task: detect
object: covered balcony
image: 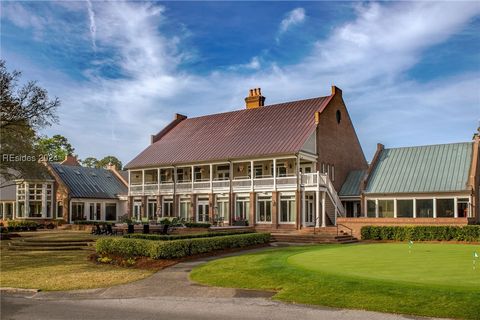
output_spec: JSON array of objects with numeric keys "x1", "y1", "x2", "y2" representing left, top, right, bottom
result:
[{"x1": 128, "y1": 157, "x2": 323, "y2": 196}]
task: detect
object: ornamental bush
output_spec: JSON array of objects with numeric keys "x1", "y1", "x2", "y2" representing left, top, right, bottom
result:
[
  {"x1": 123, "y1": 230, "x2": 254, "y2": 241},
  {"x1": 361, "y1": 225, "x2": 480, "y2": 242},
  {"x1": 96, "y1": 232, "x2": 270, "y2": 259},
  {"x1": 184, "y1": 222, "x2": 211, "y2": 228}
]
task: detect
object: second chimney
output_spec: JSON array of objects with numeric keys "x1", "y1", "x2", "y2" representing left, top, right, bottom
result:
[{"x1": 244, "y1": 88, "x2": 265, "y2": 109}]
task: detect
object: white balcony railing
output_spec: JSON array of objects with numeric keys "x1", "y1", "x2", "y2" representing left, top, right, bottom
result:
[{"x1": 129, "y1": 172, "x2": 328, "y2": 195}]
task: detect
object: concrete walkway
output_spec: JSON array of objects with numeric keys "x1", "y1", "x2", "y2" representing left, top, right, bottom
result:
[{"x1": 1, "y1": 247, "x2": 445, "y2": 320}]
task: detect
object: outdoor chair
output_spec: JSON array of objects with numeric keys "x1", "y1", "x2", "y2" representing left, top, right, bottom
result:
[
  {"x1": 143, "y1": 224, "x2": 150, "y2": 234},
  {"x1": 127, "y1": 224, "x2": 134, "y2": 234},
  {"x1": 106, "y1": 224, "x2": 114, "y2": 235},
  {"x1": 92, "y1": 224, "x2": 103, "y2": 235}
]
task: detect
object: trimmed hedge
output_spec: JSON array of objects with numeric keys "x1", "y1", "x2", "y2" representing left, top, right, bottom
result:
[
  {"x1": 361, "y1": 226, "x2": 480, "y2": 242},
  {"x1": 96, "y1": 232, "x2": 270, "y2": 259},
  {"x1": 124, "y1": 230, "x2": 254, "y2": 241},
  {"x1": 184, "y1": 222, "x2": 211, "y2": 228}
]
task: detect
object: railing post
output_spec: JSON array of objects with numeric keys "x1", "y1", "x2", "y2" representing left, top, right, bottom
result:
[
  {"x1": 191, "y1": 165, "x2": 194, "y2": 191},
  {"x1": 250, "y1": 160, "x2": 254, "y2": 191},
  {"x1": 209, "y1": 164, "x2": 213, "y2": 192},
  {"x1": 273, "y1": 158, "x2": 276, "y2": 191}
]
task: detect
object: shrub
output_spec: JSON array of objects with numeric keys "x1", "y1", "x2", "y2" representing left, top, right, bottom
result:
[
  {"x1": 184, "y1": 222, "x2": 211, "y2": 228},
  {"x1": 96, "y1": 232, "x2": 270, "y2": 259},
  {"x1": 361, "y1": 225, "x2": 480, "y2": 242},
  {"x1": 124, "y1": 230, "x2": 254, "y2": 241}
]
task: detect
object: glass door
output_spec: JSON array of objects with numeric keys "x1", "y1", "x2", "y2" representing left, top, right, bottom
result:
[
  {"x1": 133, "y1": 202, "x2": 142, "y2": 221},
  {"x1": 197, "y1": 201, "x2": 209, "y2": 222},
  {"x1": 305, "y1": 194, "x2": 315, "y2": 225}
]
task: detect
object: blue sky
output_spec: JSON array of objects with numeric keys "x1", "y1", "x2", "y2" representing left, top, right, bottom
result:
[{"x1": 1, "y1": 1, "x2": 479, "y2": 164}]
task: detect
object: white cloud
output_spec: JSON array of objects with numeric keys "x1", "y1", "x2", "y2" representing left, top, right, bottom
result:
[
  {"x1": 86, "y1": 0, "x2": 97, "y2": 51},
  {"x1": 279, "y1": 8, "x2": 306, "y2": 34},
  {"x1": 4, "y1": 1, "x2": 479, "y2": 163}
]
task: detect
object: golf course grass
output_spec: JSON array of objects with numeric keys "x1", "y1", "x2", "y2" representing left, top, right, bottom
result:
[{"x1": 190, "y1": 243, "x2": 480, "y2": 319}]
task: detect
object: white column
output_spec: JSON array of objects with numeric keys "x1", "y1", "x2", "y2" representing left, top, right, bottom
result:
[
  {"x1": 433, "y1": 198, "x2": 437, "y2": 218},
  {"x1": 25, "y1": 183, "x2": 29, "y2": 218},
  {"x1": 141, "y1": 169, "x2": 145, "y2": 194},
  {"x1": 321, "y1": 192, "x2": 326, "y2": 227},
  {"x1": 41, "y1": 184, "x2": 47, "y2": 218},
  {"x1": 2, "y1": 202, "x2": 6, "y2": 220},
  {"x1": 364, "y1": 198, "x2": 368, "y2": 218},
  {"x1": 412, "y1": 198, "x2": 416, "y2": 218},
  {"x1": 191, "y1": 165, "x2": 195, "y2": 189},
  {"x1": 375, "y1": 199, "x2": 379, "y2": 218},
  {"x1": 315, "y1": 190, "x2": 320, "y2": 227},
  {"x1": 273, "y1": 159, "x2": 277, "y2": 191},
  {"x1": 453, "y1": 197, "x2": 458, "y2": 218},
  {"x1": 128, "y1": 170, "x2": 131, "y2": 195},
  {"x1": 157, "y1": 168, "x2": 160, "y2": 193},
  {"x1": 250, "y1": 160, "x2": 254, "y2": 191},
  {"x1": 69, "y1": 200, "x2": 72, "y2": 224},
  {"x1": 301, "y1": 189, "x2": 306, "y2": 227},
  {"x1": 394, "y1": 199, "x2": 397, "y2": 218},
  {"x1": 209, "y1": 164, "x2": 213, "y2": 191}
]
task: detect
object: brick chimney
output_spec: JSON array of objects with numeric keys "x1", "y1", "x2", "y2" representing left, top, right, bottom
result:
[
  {"x1": 61, "y1": 154, "x2": 80, "y2": 166},
  {"x1": 244, "y1": 88, "x2": 265, "y2": 109}
]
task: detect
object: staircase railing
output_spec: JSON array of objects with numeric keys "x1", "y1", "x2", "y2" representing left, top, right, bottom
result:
[
  {"x1": 336, "y1": 223, "x2": 353, "y2": 236},
  {"x1": 318, "y1": 173, "x2": 345, "y2": 225}
]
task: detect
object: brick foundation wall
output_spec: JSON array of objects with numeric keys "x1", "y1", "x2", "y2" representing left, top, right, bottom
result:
[{"x1": 337, "y1": 217, "x2": 470, "y2": 238}]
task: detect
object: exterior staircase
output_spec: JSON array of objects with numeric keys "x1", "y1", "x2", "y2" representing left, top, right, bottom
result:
[
  {"x1": 7, "y1": 238, "x2": 95, "y2": 251},
  {"x1": 270, "y1": 226, "x2": 358, "y2": 244}
]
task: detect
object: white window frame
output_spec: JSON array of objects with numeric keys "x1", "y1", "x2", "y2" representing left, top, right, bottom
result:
[
  {"x1": 256, "y1": 193, "x2": 272, "y2": 223},
  {"x1": 279, "y1": 192, "x2": 296, "y2": 224}
]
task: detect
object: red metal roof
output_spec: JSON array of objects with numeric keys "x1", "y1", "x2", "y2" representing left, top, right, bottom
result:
[{"x1": 125, "y1": 96, "x2": 330, "y2": 169}]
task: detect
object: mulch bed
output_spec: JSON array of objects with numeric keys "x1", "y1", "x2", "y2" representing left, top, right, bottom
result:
[{"x1": 90, "y1": 243, "x2": 270, "y2": 271}]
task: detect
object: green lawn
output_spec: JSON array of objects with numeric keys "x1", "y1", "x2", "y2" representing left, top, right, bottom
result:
[
  {"x1": 0, "y1": 232, "x2": 155, "y2": 291},
  {"x1": 190, "y1": 243, "x2": 480, "y2": 319}
]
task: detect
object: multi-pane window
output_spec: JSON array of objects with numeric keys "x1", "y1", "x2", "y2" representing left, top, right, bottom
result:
[
  {"x1": 378, "y1": 200, "x2": 394, "y2": 218},
  {"x1": 105, "y1": 203, "x2": 117, "y2": 221},
  {"x1": 160, "y1": 169, "x2": 173, "y2": 182},
  {"x1": 235, "y1": 196, "x2": 250, "y2": 220},
  {"x1": 366, "y1": 200, "x2": 376, "y2": 217},
  {"x1": 256, "y1": 194, "x2": 272, "y2": 223},
  {"x1": 416, "y1": 199, "x2": 434, "y2": 218},
  {"x1": 72, "y1": 202, "x2": 85, "y2": 221},
  {"x1": 148, "y1": 201, "x2": 157, "y2": 220},
  {"x1": 163, "y1": 198, "x2": 173, "y2": 216},
  {"x1": 436, "y1": 199, "x2": 454, "y2": 217},
  {"x1": 254, "y1": 165, "x2": 263, "y2": 178},
  {"x1": 177, "y1": 168, "x2": 190, "y2": 182},
  {"x1": 89, "y1": 203, "x2": 102, "y2": 220},
  {"x1": 279, "y1": 193, "x2": 296, "y2": 223},
  {"x1": 57, "y1": 202, "x2": 63, "y2": 218},
  {"x1": 216, "y1": 196, "x2": 229, "y2": 221},
  {"x1": 179, "y1": 197, "x2": 190, "y2": 220},
  {"x1": 216, "y1": 165, "x2": 230, "y2": 180},
  {"x1": 397, "y1": 200, "x2": 413, "y2": 217},
  {"x1": 276, "y1": 165, "x2": 287, "y2": 177}
]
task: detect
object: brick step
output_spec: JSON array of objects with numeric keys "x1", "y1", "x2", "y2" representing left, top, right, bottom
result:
[
  {"x1": 7, "y1": 246, "x2": 94, "y2": 251},
  {"x1": 20, "y1": 238, "x2": 95, "y2": 243},
  {"x1": 271, "y1": 234, "x2": 358, "y2": 244},
  {"x1": 9, "y1": 241, "x2": 92, "y2": 247}
]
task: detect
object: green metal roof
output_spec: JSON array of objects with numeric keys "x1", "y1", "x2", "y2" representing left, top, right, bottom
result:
[
  {"x1": 365, "y1": 142, "x2": 473, "y2": 194},
  {"x1": 339, "y1": 170, "x2": 366, "y2": 197}
]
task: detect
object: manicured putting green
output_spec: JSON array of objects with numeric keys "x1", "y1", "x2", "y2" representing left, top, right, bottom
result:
[
  {"x1": 191, "y1": 243, "x2": 480, "y2": 319},
  {"x1": 288, "y1": 243, "x2": 480, "y2": 289}
]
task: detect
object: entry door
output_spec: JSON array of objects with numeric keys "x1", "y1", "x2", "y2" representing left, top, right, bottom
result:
[
  {"x1": 305, "y1": 195, "x2": 315, "y2": 225},
  {"x1": 133, "y1": 203, "x2": 142, "y2": 221},
  {"x1": 197, "y1": 201, "x2": 210, "y2": 222}
]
